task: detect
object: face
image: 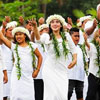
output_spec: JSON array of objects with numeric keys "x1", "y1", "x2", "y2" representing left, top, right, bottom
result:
[
  {"x1": 5, "y1": 27, "x2": 13, "y2": 39},
  {"x1": 71, "y1": 32, "x2": 80, "y2": 45},
  {"x1": 50, "y1": 19, "x2": 62, "y2": 32},
  {"x1": 25, "y1": 22, "x2": 33, "y2": 31},
  {"x1": 15, "y1": 32, "x2": 26, "y2": 44},
  {"x1": 40, "y1": 28, "x2": 49, "y2": 35}
]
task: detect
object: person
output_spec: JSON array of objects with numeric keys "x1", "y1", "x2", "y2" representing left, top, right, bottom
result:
[
  {"x1": 0, "y1": 41, "x2": 8, "y2": 100},
  {"x1": 68, "y1": 28, "x2": 88, "y2": 100},
  {"x1": 0, "y1": 26, "x2": 42, "y2": 100},
  {"x1": 38, "y1": 17, "x2": 45, "y2": 26},
  {"x1": 1, "y1": 22, "x2": 16, "y2": 100},
  {"x1": 38, "y1": 14, "x2": 77, "y2": 100},
  {"x1": 84, "y1": 29, "x2": 100, "y2": 100}
]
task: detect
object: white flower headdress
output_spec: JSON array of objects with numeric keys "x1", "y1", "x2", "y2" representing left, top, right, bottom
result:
[
  {"x1": 97, "y1": 4, "x2": 100, "y2": 11},
  {"x1": 6, "y1": 21, "x2": 18, "y2": 29},
  {"x1": 12, "y1": 27, "x2": 30, "y2": 39},
  {"x1": 38, "y1": 24, "x2": 49, "y2": 32},
  {"x1": 46, "y1": 14, "x2": 65, "y2": 26}
]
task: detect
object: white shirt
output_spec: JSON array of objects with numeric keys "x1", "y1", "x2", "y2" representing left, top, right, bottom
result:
[
  {"x1": 68, "y1": 45, "x2": 86, "y2": 81},
  {"x1": 87, "y1": 43, "x2": 100, "y2": 77}
]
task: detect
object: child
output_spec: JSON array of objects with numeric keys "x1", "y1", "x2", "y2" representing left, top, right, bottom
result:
[{"x1": 0, "y1": 26, "x2": 42, "y2": 100}]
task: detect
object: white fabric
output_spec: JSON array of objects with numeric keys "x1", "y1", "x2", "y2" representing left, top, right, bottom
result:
[
  {"x1": 42, "y1": 33, "x2": 76, "y2": 100},
  {"x1": 1, "y1": 44, "x2": 13, "y2": 97},
  {"x1": 0, "y1": 45, "x2": 5, "y2": 100},
  {"x1": 10, "y1": 42, "x2": 37, "y2": 100},
  {"x1": 79, "y1": 30, "x2": 85, "y2": 44},
  {"x1": 87, "y1": 43, "x2": 100, "y2": 77},
  {"x1": 67, "y1": 45, "x2": 86, "y2": 81}
]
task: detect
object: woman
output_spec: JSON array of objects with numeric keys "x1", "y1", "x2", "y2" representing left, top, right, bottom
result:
[
  {"x1": 0, "y1": 26, "x2": 42, "y2": 100},
  {"x1": 40, "y1": 14, "x2": 77, "y2": 100}
]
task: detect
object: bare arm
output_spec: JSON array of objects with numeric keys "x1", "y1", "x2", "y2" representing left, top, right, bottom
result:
[
  {"x1": 68, "y1": 53, "x2": 77, "y2": 69},
  {"x1": 0, "y1": 31, "x2": 11, "y2": 49},
  {"x1": 85, "y1": 19, "x2": 97, "y2": 36},
  {"x1": 32, "y1": 48, "x2": 42, "y2": 78}
]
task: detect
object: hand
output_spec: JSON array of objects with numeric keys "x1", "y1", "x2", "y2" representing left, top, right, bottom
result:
[
  {"x1": 2, "y1": 20, "x2": 7, "y2": 28},
  {"x1": 67, "y1": 17, "x2": 72, "y2": 26},
  {"x1": 32, "y1": 68, "x2": 39, "y2": 78},
  {"x1": 38, "y1": 17, "x2": 44, "y2": 25},
  {"x1": 3, "y1": 70, "x2": 8, "y2": 84},
  {"x1": 31, "y1": 18, "x2": 37, "y2": 27},
  {"x1": 5, "y1": 16, "x2": 11, "y2": 23},
  {"x1": 93, "y1": 19, "x2": 97, "y2": 28},
  {"x1": 19, "y1": 16, "x2": 24, "y2": 25}
]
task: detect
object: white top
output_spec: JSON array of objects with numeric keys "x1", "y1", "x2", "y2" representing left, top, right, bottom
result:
[
  {"x1": 79, "y1": 30, "x2": 85, "y2": 44},
  {"x1": 0, "y1": 45, "x2": 6, "y2": 70},
  {"x1": 11, "y1": 42, "x2": 37, "y2": 73},
  {"x1": 68, "y1": 45, "x2": 86, "y2": 81},
  {"x1": 87, "y1": 43, "x2": 100, "y2": 77},
  {"x1": 1, "y1": 44, "x2": 13, "y2": 71}
]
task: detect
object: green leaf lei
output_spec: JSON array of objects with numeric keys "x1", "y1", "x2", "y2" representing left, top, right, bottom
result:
[
  {"x1": 60, "y1": 32, "x2": 69, "y2": 58},
  {"x1": 41, "y1": 43, "x2": 45, "y2": 52},
  {"x1": 14, "y1": 42, "x2": 36, "y2": 80},
  {"x1": 92, "y1": 39, "x2": 100, "y2": 77},
  {"x1": 78, "y1": 43, "x2": 88, "y2": 75},
  {"x1": 52, "y1": 33, "x2": 61, "y2": 58},
  {"x1": 51, "y1": 32, "x2": 69, "y2": 58},
  {"x1": 14, "y1": 43, "x2": 21, "y2": 80}
]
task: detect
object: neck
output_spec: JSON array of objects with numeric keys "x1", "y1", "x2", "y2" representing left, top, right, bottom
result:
[
  {"x1": 53, "y1": 31, "x2": 61, "y2": 38},
  {"x1": 18, "y1": 41, "x2": 28, "y2": 47}
]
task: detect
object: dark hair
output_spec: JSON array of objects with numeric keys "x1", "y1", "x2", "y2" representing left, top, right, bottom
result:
[
  {"x1": 13, "y1": 33, "x2": 30, "y2": 43},
  {"x1": 69, "y1": 27, "x2": 79, "y2": 35}
]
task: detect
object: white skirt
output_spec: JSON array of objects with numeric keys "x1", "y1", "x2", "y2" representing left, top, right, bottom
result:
[
  {"x1": 0, "y1": 68, "x2": 3, "y2": 100},
  {"x1": 10, "y1": 67, "x2": 35, "y2": 100}
]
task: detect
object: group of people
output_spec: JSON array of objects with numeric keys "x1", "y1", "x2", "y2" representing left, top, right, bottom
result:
[{"x1": 0, "y1": 3, "x2": 100, "y2": 100}]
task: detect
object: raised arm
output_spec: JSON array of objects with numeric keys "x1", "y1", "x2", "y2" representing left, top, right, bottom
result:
[
  {"x1": 0, "y1": 31, "x2": 11, "y2": 49},
  {"x1": 31, "y1": 18, "x2": 40, "y2": 41},
  {"x1": 32, "y1": 48, "x2": 42, "y2": 78}
]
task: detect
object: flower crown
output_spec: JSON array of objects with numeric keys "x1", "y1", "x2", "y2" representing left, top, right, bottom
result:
[
  {"x1": 38, "y1": 24, "x2": 49, "y2": 32},
  {"x1": 12, "y1": 27, "x2": 30, "y2": 39},
  {"x1": 6, "y1": 21, "x2": 18, "y2": 29},
  {"x1": 46, "y1": 14, "x2": 65, "y2": 26}
]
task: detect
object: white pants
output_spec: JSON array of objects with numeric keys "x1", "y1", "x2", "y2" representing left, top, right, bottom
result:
[{"x1": 0, "y1": 68, "x2": 3, "y2": 100}]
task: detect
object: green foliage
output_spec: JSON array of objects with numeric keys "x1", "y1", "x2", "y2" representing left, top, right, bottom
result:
[
  {"x1": 72, "y1": 9, "x2": 85, "y2": 18},
  {"x1": 0, "y1": 0, "x2": 44, "y2": 24}
]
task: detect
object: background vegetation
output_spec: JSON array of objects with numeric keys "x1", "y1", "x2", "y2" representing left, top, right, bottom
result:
[{"x1": 0, "y1": 0, "x2": 100, "y2": 24}]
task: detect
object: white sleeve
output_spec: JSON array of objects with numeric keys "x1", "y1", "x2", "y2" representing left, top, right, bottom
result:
[
  {"x1": 65, "y1": 32, "x2": 77, "y2": 54},
  {"x1": 11, "y1": 42, "x2": 16, "y2": 52},
  {"x1": 30, "y1": 42, "x2": 38, "y2": 51}
]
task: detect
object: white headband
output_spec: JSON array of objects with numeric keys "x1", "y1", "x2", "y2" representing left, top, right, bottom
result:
[
  {"x1": 46, "y1": 14, "x2": 65, "y2": 26},
  {"x1": 12, "y1": 27, "x2": 30, "y2": 39},
  {"x1": 6, "y1": 21, "x2": 17, "y2": 29},
  {"x1": 38, "y1": 24, "x2": 49, "y2": 32}
]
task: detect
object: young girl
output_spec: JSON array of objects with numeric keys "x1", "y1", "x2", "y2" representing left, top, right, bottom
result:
[
  {"x1": 36, "y1": 14, "x2": 77, "y2": 100},
  {"x1": 0, "y1": 26, "x2": 42, "y2": 100}
]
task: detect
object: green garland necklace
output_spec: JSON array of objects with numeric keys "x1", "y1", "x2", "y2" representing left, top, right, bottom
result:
[
  {"x1": 14, "y1": 42, "x2": 36, "y2": 80},
  {"x1": 78, "y1": 43, "x2": 88, "y2": 75},
  {"x1": 51, "y1": 32, "x2": 69, "y2": 58},
  {"x1": 91, "y1": 39, "x2": 100, "y2": 77}
]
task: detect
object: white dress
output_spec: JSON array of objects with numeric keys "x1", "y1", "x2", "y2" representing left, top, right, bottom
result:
[
  {"x1": 42, "y1": 33, "x2": 76, "y2": 100},
  {"x1": 10, "y1": 42, "x2": 37, "y2": 100},
  {"x1": 0, "y1": 45, "x2": 5, "y2": 100},
  {"x1": 2, "y1": 44, "x2": 13, "y2": 98}
]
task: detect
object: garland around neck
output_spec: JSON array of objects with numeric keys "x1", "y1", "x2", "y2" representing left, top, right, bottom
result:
[
  {"x1": 14, "y1": 42, "x2": 36, "y2": 80},
  {"x1": 92, "y1": 39, "x2": 100, "y2": 77},
  {"x1": 51, "y1": 32, "x2": 69, "y2": 58}
]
